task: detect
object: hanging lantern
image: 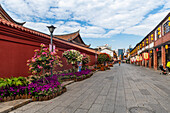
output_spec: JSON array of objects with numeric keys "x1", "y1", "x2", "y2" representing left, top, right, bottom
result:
[
  {"x1": 158, "y1": 27, "x2": 160, "y2": 31},
  {"x1": 150, "y1": 50, "x2": 152, "y2": 54},
  {"x1": 146, "y1": 41, "x2": 148, "y2": 44},
  {"x1": 169, "y1": 17, "x2": 170, "y2": 21},
  {"x1": 169, "y1": 22, "x2": 170, "y2": 27},
  {"x1": 151, "y1": 34, "x2": 153, "y2": 37},
  {"x1": 151, "y1": 37, "x2": 153, "y2": 41},
  {"x1": 156, "y1": 48, "x2": 159, "y2": 52},
  {"x1": 165, "y1": 45, "x2": 168, "y2": 49},
  {"x1": 158, "y1": 32, "x2": 160, "y2": 35},
  {"x1": 146, "y1": 38, "x2": 148, "y2": 40},
  {"x1": 143, "y1": 44, "x2": 144, "y2": 46}
]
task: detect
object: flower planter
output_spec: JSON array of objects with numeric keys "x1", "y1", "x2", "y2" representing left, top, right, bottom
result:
[{"x1": 100, "y1": 66, "x2": 105, "y2": 71}]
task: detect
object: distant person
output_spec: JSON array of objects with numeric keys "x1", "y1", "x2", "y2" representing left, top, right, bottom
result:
[
  {"x1": 166, "y1": 60, "x2": 170, "y2": 74},
  {"x1": 119, "y1": 60, "x2": 121, "y2": 66}
]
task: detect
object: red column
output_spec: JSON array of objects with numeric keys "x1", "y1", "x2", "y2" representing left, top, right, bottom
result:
[
  {"x1": 142, "y1": 60, "x2": 144, "y2": 66},
  {"x1": 153, "y1": 49, "x2": 157, "y2": 70},
  {"x1": 149, "y1": 57, "x2": 151, "y2": 68},
  {"x1": 145, "y1": 60, "x2": 147, "y2": 67},
  {"x1": 161, "y1": 46, "x2": 166, "y2": 69}
]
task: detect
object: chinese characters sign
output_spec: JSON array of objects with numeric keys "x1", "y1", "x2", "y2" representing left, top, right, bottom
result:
[{"x1": 142, "y1": 52, "x2": 149, "y2": 60}]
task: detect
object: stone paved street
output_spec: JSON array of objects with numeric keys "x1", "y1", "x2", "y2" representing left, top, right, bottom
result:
[{"x1": 10, "y1": 64, "x2": 170, "y2": 113}]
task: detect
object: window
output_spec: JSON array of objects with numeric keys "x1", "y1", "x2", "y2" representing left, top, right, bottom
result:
[
  {"x1": 157, "y1": 29, "x2": 160, "y2": 39},
  {"x1": 163, "y1": 20, "x2": 170, "y2": 35}
]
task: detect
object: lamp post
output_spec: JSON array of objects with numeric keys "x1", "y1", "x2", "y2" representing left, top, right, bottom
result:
[{"x1": 47, "y1": 25, "x2": 56, "y2": 77}]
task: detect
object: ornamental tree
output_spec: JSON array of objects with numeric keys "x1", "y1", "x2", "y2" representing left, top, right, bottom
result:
[
  {"x1": 62, "y1": 49, "x2": 82, "y2": 64},
  {"x1": 82, "y1": 53, "x2": 90, "y2": 64},
  {"x1": 82, "y1": 53, "x2": 90, "y2": 70},
  {"x1": 27, "y1": 43, "x2": 62, "y2": 76},
  {"x1": 97, "y1": 53, "x2": 110, "y2": 64}
]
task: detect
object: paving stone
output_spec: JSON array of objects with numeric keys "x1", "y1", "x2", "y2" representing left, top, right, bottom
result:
[
  {"x1": 139, "y1": 89, "x2": 151, "y2": 95},
  {"x1": 87, "y1": 104, "x2": 103, "y2": 113},
  {"x1": 154, "y1": 84, "x2": 170, "y2": 96},
  {"x1": 8, "y1": 64, "x2": 170, "y2": 113},
  {"x1": 74, "y1": 109, "x2": 88, "y2": 113},
  {"x1": 94, "y1": 95, "x2": 106, "y2": 104}
]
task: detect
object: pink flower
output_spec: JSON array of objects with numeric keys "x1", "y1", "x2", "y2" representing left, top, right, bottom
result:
[
  {"x1": 37, "y1": 65, "x2": 43, "y2": 69},
  {"x1": 32, "y1": 58, "x2": 36, "y2": 62},
  {"x1": 43, "y1": 48, "x2": 48, "y2": 51},
  {"x1": 42, "y1": 52, "x2": 46, "y2": 55},
  {"x1": 27, "y1": 63, "x2": 30, "y2": 66},
  {"x1": 51, "y1": 52, "x2": 55, "y2": 55},
  {"x1": 34, "y1": 49, "x2": 39, "y2": 52},
  {"x1": 40, "y1": 43, "x2": 45, "y2": 47},
  {"x1": 29, "y1": 67, "x2": 33, "y2": 70}
]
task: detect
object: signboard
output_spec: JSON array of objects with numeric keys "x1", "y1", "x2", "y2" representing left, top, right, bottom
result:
[
  {"x1": 49, "y1": 44, "x2": 55, "y2": 52},
  {"x1": 136, "y1": 56, "x2": 140, "y2": 62},
  {"x1": 139, "y1": 56, "x2": 143, "y2": 61},
  {"x1": 134, "y1": 57, "x2": 136, "y2": 62},
  {"x1": 130, "y1": 58, "x2": 133, "y2": 63},
  {"x1": 142, "y1": 52, "x2": 149, "y2": 60}
]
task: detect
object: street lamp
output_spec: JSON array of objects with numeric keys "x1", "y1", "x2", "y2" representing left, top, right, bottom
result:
[
  {"x1": 47, "y1": 25, "x2": 56, "y2": 52},
  {"x1": 47, "y1": 25, "x2": 56, "y2": 77}
]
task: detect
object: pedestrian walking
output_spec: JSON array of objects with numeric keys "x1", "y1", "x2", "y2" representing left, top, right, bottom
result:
[
  {"x1": 166, "y1": 60, "x2": 170, "y2": 74},
  {"x1": 119, "y1": 60, "x2": 121, "y2": 66}
]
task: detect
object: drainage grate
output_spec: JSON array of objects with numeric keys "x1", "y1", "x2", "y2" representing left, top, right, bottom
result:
[{"x1": 129, "y1": 107, "x2": 155, "y2": 113}]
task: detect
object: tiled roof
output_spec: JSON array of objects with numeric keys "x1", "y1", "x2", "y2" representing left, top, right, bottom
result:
[
  {"x1": 0, "y1": 18, "x2": 96, "y2": 53},
  {"x1": 0, "y1": 19, "x2": 49, "y2": 38},
  {"x1": 54, "y1": 30, "x2": 79, "y2": 41}
]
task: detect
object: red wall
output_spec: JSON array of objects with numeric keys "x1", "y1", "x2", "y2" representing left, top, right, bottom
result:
[{"x1": 0, "y1": 24, "x2": 96, "y2": 78}]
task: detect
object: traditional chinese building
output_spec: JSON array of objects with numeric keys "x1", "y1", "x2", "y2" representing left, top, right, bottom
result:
[
  {"x1": 0, "y1": 5, "x2": 98, "y2": 78},
  {"x1": 130, "y1": 12, "x2": 170, "y2": 70},
  {"x1": 54, "y1": 30, "x2": 91, "y2": 48}
]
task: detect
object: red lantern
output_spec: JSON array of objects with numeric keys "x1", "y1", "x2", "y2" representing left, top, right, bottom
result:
[
  {"x1": 156, "y1": 48, "x2": 159, "y2": 52},
  {"x1": 142, "y1": 52, "x2": 149, "y2": 60}
]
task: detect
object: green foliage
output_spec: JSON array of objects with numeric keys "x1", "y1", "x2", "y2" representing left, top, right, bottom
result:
[
  {"x1": 0, "y1": 77, "x2": 28, "y2": 88},
  {"x1": 97, "y1": 53, "x2": 110, "y2": 64},
  {"x1": 62, "y1": 49, "x2": 83, "y2": 64},
  {"x1": 27, "y1": 43, "x2": 62, "y2": 76}
]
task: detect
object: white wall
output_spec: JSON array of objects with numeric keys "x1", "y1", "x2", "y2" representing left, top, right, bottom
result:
[{"x1": 100, "y1": 49, "x2": 113, "y2": 57}]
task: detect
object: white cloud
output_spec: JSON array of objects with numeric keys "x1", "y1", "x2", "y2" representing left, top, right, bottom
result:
[
  {"x1": 123, "y1": 11, "x2": 170, "y2": 36},
  {"x1": 1, "y1": 0, "x2": 170, "y2": 39}
]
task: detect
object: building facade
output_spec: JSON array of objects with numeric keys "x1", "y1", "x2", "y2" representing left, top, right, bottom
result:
[
  {"x1": 0, "y1": 5, "x2": 98, "y2": 78},
  {"x1": 130, "y1": 12, "x2": 170, "y2": 70}
]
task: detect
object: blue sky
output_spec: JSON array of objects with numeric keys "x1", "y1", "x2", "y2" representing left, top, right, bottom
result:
[{"x1": 0, "y1": 0, "x2": 170, "y2": 50}]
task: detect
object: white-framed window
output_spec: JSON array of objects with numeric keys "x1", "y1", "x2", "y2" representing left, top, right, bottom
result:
[{"x1": 163, "y1": 20, "x2": 170, "y2": 35}]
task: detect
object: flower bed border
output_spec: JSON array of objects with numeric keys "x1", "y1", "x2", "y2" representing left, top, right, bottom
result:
[
  {"x1": 75, "y1": 72, "x2": 93, "y2": 82},
  {"x1": 0, "y1": 86, "x2": 66, "y2": 102},
  {"x1": 0, "y1": 71, "x2": 94, "y2": 102}
]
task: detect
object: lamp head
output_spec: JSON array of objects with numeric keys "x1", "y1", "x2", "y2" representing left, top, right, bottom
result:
[{"x1": 47, "y1": 25, "x2": 56, "y2": 34}]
